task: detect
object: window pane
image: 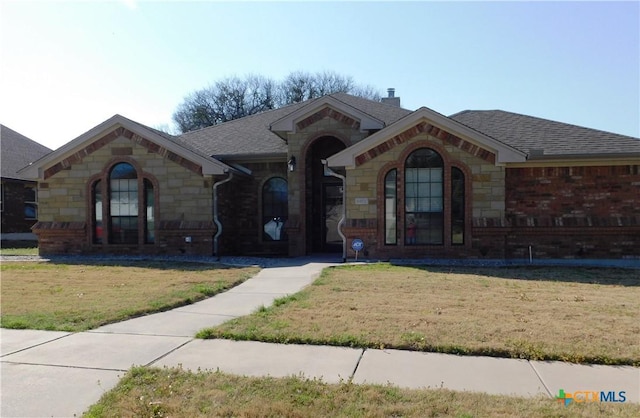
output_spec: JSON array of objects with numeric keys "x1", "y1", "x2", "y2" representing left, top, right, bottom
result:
[
  {"x1": 24, "y1": 186, "x2": 36, "y2": 202},
  {"x1": 451, "y1": 167, "x2": 465, "y2": 245},
  {"x1": 109, "y1": 163, "x2": 138, "y2": 244},
  {"x1": 111, "y1": 163, "x2": 137, "y2": 179},
  {"x1": 384, "y1": 169, "x2": 397, "y2": 245},
  {"x1": 263, "y1": 177, "x2": 288, "y2": 241},
  {"x1": 94, "y1": 180, "x2": 102, "y2": 244},
  {"x1": 25, "y1": 203, "x2": 37, "y2": 219},
  {"x1": 405, "y1": 148, "x2": 444, "y2": 245},
  {"x1": 405, "y1": 168, "x2": 417, "y2": 182},
  {"x1": 145, "y1": 179, "x2": 155, "y2": 244},
  {"x1": 430, "y1": 168, "x2": 443, "y2": 182}
]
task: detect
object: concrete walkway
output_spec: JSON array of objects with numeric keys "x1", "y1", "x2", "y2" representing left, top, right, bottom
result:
[{"x1": 1, "y1": 258, "x2": 638, "y2": 417}]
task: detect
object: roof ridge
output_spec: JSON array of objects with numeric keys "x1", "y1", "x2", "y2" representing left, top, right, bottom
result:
[{"x1": 178, "y1": 99, "x2": 316, "y2": 138}]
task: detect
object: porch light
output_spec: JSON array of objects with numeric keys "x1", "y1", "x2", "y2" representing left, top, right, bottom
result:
[{"x1": 288, "y1": 156, "x2": 296, "y2": 172}]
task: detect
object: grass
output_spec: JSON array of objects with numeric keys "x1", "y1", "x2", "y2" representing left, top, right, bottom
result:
[
  {"x1": 0, "y1": 246, "x2": 38, "y2": 256},
  {"x1": 84, "y1": 366, "x2": 640, "y2": 417},
  {"x1": 198, "y1": 264, "x2": 640, "y2": 365},
  {"x1": 0, "y1": 261, "x2": 259, "y2": 331}
]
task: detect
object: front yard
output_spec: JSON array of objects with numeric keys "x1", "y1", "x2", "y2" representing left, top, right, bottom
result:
[
  {"x1": 199, "y1": 264, "x2": 640, "y2": 365},
  {"x1": 3, "y1": 260, "x2": 638, "y2": 416},
  {"x1": 84, "y1": 366, "x2": 640, "y2": 418},
  {"x1": 0, "y1": 261, "x2": 258, "y2": 331}
]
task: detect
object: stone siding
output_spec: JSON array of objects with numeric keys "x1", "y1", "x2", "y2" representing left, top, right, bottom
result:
[
  {"x1": 35, "y1": 135, "x2": 215, "y2": 255},
  {"x1": 285, "y1": 115, "x2": 368, "y2": 256},
  {"x1": 345, "y1": 133, "x2": 504, "y2": 222}
]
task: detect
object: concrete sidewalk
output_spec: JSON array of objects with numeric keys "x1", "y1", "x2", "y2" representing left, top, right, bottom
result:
[{"x1": 2, "y1": 258, "x2": 639, "y2": 417}]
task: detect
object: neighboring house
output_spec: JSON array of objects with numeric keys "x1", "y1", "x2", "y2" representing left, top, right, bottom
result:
[
  {"x1": 1, "y1": 125, "x2": 52, "y2": 240},
  {"x1": 18, "y1": 92, "x2": 640, "y2": 259}
]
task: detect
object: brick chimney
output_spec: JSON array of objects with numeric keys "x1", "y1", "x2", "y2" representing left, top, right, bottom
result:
[{"x1": 381, "y1": 88, "x2": 400, "y2": 107}]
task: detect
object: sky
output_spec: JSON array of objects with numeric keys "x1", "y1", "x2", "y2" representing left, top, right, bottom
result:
[{"x1": 1, "y1": 0, "x2": 638, "y2": 150}]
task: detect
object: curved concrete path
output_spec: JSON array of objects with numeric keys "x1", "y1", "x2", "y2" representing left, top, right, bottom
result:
[{"x1": 2, "y1": 257, "x2": 639, "y2": 417}]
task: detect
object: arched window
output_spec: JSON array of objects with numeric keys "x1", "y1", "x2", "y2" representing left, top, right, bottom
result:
[
  {"x1": 262, "y1": 177, "x2": 288, "y2": 241},
  {"x1": 451, "y1": 167, "x2": 465, "y2": 245},
  {"x1": 109, "y1": 163, "x2": 139, "y2": 244},
  {"x1": 90, "y1": 162, "x2": 156, "y2": 246},
  {"x1": 405, "y1": 148, "x2": 444, "y2": 245},
  {"x1": 384, "y1": 169, "x2": 397, "y2": 245}
]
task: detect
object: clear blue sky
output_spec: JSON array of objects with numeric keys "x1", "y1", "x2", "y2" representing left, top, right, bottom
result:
[{"x1": 1, "y1": 1, "x2": 638, "y2": 150}]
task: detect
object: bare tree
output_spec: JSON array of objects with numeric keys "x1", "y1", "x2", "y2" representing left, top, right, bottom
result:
[{"x1": 173, "y1": 71, "x2": 381, "y2": 133}]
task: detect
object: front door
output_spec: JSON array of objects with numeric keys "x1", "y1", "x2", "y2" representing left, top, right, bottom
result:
[{"x1": 306, "y1": 136, "x2": 346, "y2": 253}]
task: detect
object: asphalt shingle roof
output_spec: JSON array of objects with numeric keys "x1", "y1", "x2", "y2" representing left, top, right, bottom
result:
[
  {"x1": 1, "y1": 125, "x2": 52, "y2": 180},
  {"x1": 450, "y1": 110, "x2": 640, "y2": 157},
  {"x1": 176, "y1": 93, "x2": 413, "y2": 158}
]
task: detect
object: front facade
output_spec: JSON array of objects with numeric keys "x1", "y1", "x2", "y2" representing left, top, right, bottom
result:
[{"x1": 19, "y1": 93, "x2": 640, "y2": 260}]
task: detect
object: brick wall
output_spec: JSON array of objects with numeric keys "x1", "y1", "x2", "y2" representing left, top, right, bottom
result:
[
  {"x1": 216, "y1": 161, "x2": 289, "y2": 256},
  {"x1": 500, "y1": 165, "x2": 640, "y2": 259},
  {"x1": 1, "y1": 179, "x2": 38, "y2": 234},
  {"x1": 506, "y1": 165, "x2": 640, "y2": 224}
]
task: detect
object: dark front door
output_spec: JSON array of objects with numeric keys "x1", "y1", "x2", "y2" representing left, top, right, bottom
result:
[{"x1": 306, "y1": 136, "x2": 346, "y2": 253}]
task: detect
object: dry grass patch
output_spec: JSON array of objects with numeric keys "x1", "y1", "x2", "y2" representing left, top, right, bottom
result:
[
  {"x1": 84, "y1": 366, "x2": 640, "y2": 417},
  {"x1": 200, "y1": 264, "x2": 640, "y2": 365},
  {"x1": 1, "y1": 261, "x2": 258, "y2": 331},
  {"x1": 0, "y1": 247, "x2": 38, "y2": 256}
]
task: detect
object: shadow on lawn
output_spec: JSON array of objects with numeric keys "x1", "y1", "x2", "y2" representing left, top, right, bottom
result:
[{"x1": 400, "y1": 265, "x2": 640, "y2": 287}]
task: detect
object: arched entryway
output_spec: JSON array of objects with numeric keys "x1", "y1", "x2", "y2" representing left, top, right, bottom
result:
[{"x1": 305, "y1": 136, "x2": 346, "y2": 253}]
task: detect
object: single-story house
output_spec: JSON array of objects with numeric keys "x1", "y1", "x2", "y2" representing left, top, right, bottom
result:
[
  {"x1": 1, "y1": 125, "x2": 52, "y2": 241},
  {"x1": 18, "y1": 92, "x2": 640, "y2": 259}
]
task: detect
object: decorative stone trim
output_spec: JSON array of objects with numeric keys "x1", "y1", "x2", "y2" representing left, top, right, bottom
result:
[
  {"x1": 354, "y1": 122, "x2": 496, "y2": 166},
  {"x1": 474, "y1": 216, "x2": 640, "y2": 228},
  {"x1": 296, "y1": 107, "x2": 360, "y2": 131},
  {"x1": 44, "y1": 127, "x2": 202, "y2": 179},
  {"x1": 31, "y1": 221, "x2": 86, "y2": 230}
]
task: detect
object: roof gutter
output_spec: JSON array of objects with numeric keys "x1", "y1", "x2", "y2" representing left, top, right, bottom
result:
[
  {"x1": 322, "y1": 159, "x2": 346, "y2": 262},
  {"x1": 212, "y1": 171, "x2": 233, "y2": 259},
  {"x1": 527, "y1": 152, "x2": 640, "y2": 161}
]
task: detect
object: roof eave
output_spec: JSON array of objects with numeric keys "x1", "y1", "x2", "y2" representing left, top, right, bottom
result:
[
  {"x1": 328, "y1": 107, "x2": 527, "y2": 168},
  {"x1": 270, "y1": 96, "x2": 385, "y2": 134},
  {"x1": 18, "y1": 115, "x2": 233, "y2": 179}
]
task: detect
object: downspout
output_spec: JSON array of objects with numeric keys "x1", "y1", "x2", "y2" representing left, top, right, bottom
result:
[
  {"x1": 321, "y1": 160, "x2": 346, "y2": 262},
  {"x1": 212, "y1": 171, "x2": 233, "y2": 260}
]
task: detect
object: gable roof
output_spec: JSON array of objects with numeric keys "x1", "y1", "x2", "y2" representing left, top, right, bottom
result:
[
  {"x1": 175, "y1": 93, "x2": 412, "y2": 159},
  {"x1": 1, "y1": 125, "x2": 52, "y2": 180},
  {"x1": 327, "y1": 106, "x2": 528, "y2": 168},
  {"x1": 18, "y1": 115, "x2": 234, "y2": 180},
  {"x1": 450, "y1": 110, "x2": 640, "y2": 158}
]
